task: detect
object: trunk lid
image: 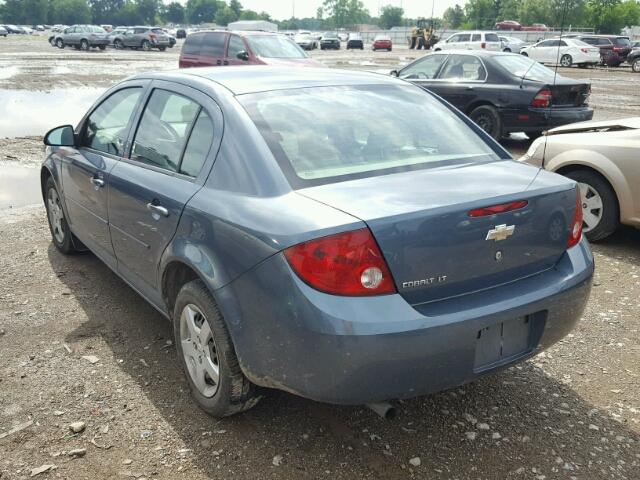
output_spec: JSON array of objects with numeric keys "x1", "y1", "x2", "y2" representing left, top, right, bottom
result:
[
  {"x1": 548, "y1": 77, "x2": 591, "y2": 107},
  {"x1": 298, "y1": 160, "x2": 577, "y2": 305}
]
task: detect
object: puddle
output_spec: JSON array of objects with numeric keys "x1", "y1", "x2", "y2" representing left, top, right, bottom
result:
[
  {"x1": 0, "y1": 88, "x2": 103, "y2": 138},
  {"x1": 0, "y1": 164, "x2": 41, "y2": 209}
]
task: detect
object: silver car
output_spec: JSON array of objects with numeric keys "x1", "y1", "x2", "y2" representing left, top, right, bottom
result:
[
  {"x1": 112, "y1": 26, "x2": 171, "y2": 51},
  {"x1": 54, "y1": 25, "x2": 109, "y2": 50}
]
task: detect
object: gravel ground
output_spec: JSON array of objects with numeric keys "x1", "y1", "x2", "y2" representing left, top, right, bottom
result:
[{"x1": 0, "y1": 33, "x2": 639, "y2": 480}]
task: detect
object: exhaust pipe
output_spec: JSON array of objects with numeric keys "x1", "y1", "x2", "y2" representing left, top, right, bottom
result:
[{"x1": 366, "y1": 402, "x2": 396, "y2": 419}]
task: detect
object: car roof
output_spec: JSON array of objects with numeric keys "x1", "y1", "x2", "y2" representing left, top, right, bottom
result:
[
  {"x1": 430, "y1": 49, "x2": 513, "y2": 57},
  {"x1": 137, "y1": 66, "x2": 401, "y2": 96},
  {"x1": 190, "y1": 30, "x2": 280, "y2": 37}
]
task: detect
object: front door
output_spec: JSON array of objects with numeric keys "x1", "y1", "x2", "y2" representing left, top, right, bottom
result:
[
  {"x1": 108, "y1": 81, "x2": 220, "y2": 299},
  {"x1": 225, "y1": 34, "x2": 249, "y2": 66},
  {"x1": 60, "y1": 84, "x2": 146, "y2": 264}
]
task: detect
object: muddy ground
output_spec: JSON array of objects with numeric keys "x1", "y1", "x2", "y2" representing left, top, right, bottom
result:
[{"x1": 0, "y1": 33, "x2": 639, "y2": 479}]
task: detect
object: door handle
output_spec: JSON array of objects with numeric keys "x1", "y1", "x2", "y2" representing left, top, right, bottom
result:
[
  {"x1": 90, "y1": 177, "x2": 105, "y2": 187},
  {"x1": 146, "y1": 202, "x2": 169, "y2": 217}
]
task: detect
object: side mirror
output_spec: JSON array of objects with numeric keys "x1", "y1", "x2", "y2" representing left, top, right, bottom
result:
[
  {"x1": 390, "y1": 70, "x2": 399, "y2": 77},
  {"x1": 44, "y1": 125, "x2": 75, "y2": 147},
  {"x1": 236, "y1": 50, "x2": 249, "y2": 61}
]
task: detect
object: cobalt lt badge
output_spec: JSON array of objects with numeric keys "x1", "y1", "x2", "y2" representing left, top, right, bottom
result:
[{"x1": 486, "y1": 224, "x2": 515, "y2": 241}]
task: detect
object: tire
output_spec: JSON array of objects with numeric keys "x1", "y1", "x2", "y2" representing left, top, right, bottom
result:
[
  {"x1": 98, "y1": 45, "x2": 106, "y2": 50},
  {"x1": 434, "y1": 48, "x2": 441, "y2": 52},
  {"x1": 56, "y1": 38, "x2": 64, "y2": 48},
  {"x1": 564, "y1": 170, "x2": 619, "y2": 242},
  {"x1": 527, "y1": 131, "x2": 543, "y2": 140},
  {"x1": 80, "y1": 39, "x2": 89, "y2": 51},
  {"x1": 158, "y1": 46, "x2": 166, "y2": 51},
  {"x1": 521, "y1": 51, "x2": 528, "y2": 57},
  {"x1": 632, "y1": 58, "x2": 640, "y2": 73},
  {"x1": 469, "y1": 105, "x2": 502, "y2": 140},
  {"x1": 141, "y1": 40, "x2": 150, "y2": 51},
  {"x1": 173, "y1": 279, "x2": 261, "y2": 417},
  {"x1": 578, "y1": 63, "x2": 588, "y2": 68},
  {"x1": 560, "y1": 54, "x2": 572, "y2": 67},
  {"x1": 114, "y1": 39, "x2": 123, "y2": 49},
  {"x1": 73, "y1": 45, "x2": 80, "y2": 50},
  {"x1": 503, "y1": 47, "x2": 511, "y2": 52},
  {"x1": 44, "y1": 177, "x2": 77, "y2": 255}
]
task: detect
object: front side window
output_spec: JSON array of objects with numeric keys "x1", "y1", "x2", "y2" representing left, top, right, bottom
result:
[
  {"x1": 82, "y1": 87, "x2": 142, "y2": 156},
  {"x1": 457, "y1": 34, "x2": 471, "y2": 42},
  {"x1": 131, "y1": 89, "x2": 200, "y2": 172},
  {"x1": 439, "y1": 55, "x2": 486, "y2": 81},
  {"x1": 227, "y1": 35, "x2": 246, "y2": 57},
  {"x1": 246, "y1": 35, "x2": 307, "y2": 58},
  {"x1": 240, "y1": 85, "x2": 501, "y2": 188},
  {"x1": 399, "y1": 54, "x2": 447, "y2": 80},
  {"x1": 447, "y1": 34, "x2": 460, "y2": 43},
  {"x1": 485, "y1": 33, "x2": 499, "y2": 42}
]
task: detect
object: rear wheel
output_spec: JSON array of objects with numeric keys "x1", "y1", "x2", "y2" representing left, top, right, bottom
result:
[
  {"x1": 80, "y1": 39, "x2": 89, "y2": 51},
  {"x1": 173, "y1": 280, "x2": 261, "y2": 417},
  {"x1": 141, "y1": 40, "x2": 150, "y2": 51},
  {"x1": 45, "y1": 177, "x2": 77, "y2": 254},
  {"x1": 158, "y1": 46, "x2": 166, "y2": 51},
  {"x1": 632, "y1": 58, "x2": 640, "y2": 73},
  {"x1": 560, "y1": 54, "x2": 572, "y2": 67},
  {"x1": 469, "y1": 105, "x2": 502, "y2": 140},
  {"x1": 565, "y1": 170, "x2": 619, "y2": 241},
  {"x1": 503, "y1": 47, "x2": 511, "y2": 52},
  {"x1": 114, "y1": 39, "x2": 123, "y2": 49},
  {"x1": 56, "y1": 38, "x2": 64, "y2": 48},
  {"x1": 521, "y1": 51, "x2": 528, "y2": 57},
  {"x1": 98, "y1": 45, "x2": 106, "y2": 50}
]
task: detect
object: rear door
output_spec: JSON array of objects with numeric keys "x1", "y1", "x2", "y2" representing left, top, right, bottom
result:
[
  {"x1": 60, "y1": 83, "x2": 146, "y2": 266},
  {"x1": 108, "y1": 80, "x2": 222, "y2": 299},
  {"x1": 200, "y1": 32, "x2": 228, "y2": 66}
]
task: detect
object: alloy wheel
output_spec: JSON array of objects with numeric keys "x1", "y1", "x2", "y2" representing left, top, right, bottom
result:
[
  {"x1": 633, "y1": 59, "x2": 640, "y2": 73},
  {"x1": 578, "y1": 182, "x2": 603, "y2": 233},
  {"x1": 47, "y1": 188, "x2": 65, "y2": 243},
  {"x1": 475, "y1": 113, "x2": 494, "y2": 134},
  {"x1": 180, "y1": 304, "x2": 219, "y2": 398},
  {"x1": 560, "y1": 55, "x2": 572, "y2": 67}
]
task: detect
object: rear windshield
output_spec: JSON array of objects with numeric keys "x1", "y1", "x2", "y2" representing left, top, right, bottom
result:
[
  {"x1": 248, "y1": 35, "x2": 307, "y2": 58},
  {"x1": 485, "y1": 33, "x2": 499, "y2": 42},
  {"x1": 494, "y1": 55, "x2": 557, "y2": 82},
  {"x1": 240, "y1": 85, "x2": 501, "y2": 188},
  {"x1": 614, "y1": 37, "x2": 630, "y2": 46}
]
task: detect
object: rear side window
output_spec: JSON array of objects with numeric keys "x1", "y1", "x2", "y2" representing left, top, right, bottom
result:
[
  {"x1": 201, "y1": 32, "x2": 226, "y2": 57},
  {"x1": 614, "y1": 37, "x2": 630, "y2": 46},
  {"x1": 131, "y1": 89, "x2": 200, "y2": 172},
  {"x1": 183, "y1": 34, "x2": 203, "y2": 55},
  {"x1": 439, "y1": 55, "x2": 487, "y2": 81},
  {"x1": 134, "y1": 28, "x2": 146, "y2": 34},
  {"x1": 180, "y1": 110, "x2": 214, "y2": 177},
  {"x1": 485, "y1": 33, "x2": 499, "y2": 42},
  {"x1": 82, "y1": 87, "x2": 142, "y2": 156}
]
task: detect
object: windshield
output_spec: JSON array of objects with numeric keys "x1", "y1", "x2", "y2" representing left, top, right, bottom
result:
[
  {"x1": 240, "y1": 85, "x2": 501, "y2": 188},
  {"x1": 247, "y1": 36, "x2": 307, "y2": 59},
  {"x1": 494, "y1": 55, "x2": 557, "y2": 82}
]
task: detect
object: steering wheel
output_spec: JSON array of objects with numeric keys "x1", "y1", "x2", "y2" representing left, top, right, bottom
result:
[
  {"x1": 416, "y1": 72, "x2": 429, "y2": 79},
  {"x1": 157, "y1": 120, "x2": 180, "y2": 143}
]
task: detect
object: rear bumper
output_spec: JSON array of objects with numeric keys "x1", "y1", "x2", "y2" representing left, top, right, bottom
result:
[
  {"x1": 502, "y1": 106, "x2": 594, "y2": 133},
  {"x1": 216, "y1": 238, "x2": 593, "y2": 405}
]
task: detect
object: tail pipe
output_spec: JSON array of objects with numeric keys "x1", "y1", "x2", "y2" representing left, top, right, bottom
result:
[{"x1": 366, "y1": 402, "x2": 396, "y2": 419}]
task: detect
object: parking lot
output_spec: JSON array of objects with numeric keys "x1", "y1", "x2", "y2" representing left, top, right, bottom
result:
[{"x1": 0, "y1": 34, "x2": 639, "y2": 480}]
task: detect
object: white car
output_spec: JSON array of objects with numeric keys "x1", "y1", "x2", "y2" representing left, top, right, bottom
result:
[
  {"x1": 434, "y1": 31, "x2": 501, "y2": 52},
  {"x1": 520, "y1": 38, "x2": 600, "y2": 68},
  {"x1": 499, "y1": 35, "x2": 528, "y2": 52}
]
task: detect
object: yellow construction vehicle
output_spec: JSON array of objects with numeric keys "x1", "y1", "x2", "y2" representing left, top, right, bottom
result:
[{"x1": 408, "y1": 18, "x2": 438, "y2": 50}]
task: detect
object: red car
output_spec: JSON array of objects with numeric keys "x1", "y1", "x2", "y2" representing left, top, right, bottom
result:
[
  {"x1": 495, "y1": 20, "x2": 522, "y2": 31},
  {"x1": 372, "y1": 35, "x2": 392, "y2": 51},
  {"x1": 179, "y1": 30, "x2": 324, "y2": 69}
]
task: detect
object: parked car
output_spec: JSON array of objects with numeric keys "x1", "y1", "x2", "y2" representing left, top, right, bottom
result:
[
  {"x1": 523, "y1": 24, "x2": 549, "y2": 31},
  {"x1": 346, "y1": 33, "x2": 363, "y2": 49},
  {"x1": 1, "y1": 24, "x2": 23, "y2": 34},
  {"x1": 520, "y1": 117, "x2": 640, "y2": 241},
  {"x1": 36, "y1": 25, "x2": 45, "y2": 31},
  {"x1": 520, "y1": 38, "x2": 600, "y2": 68},
  {"x1": 295, "y1": 33, "x2": 317, "y2": 50},
  {"x1": 0, "y1": 26, "x2": 7, "y2": 37},
  {"x1": 495, "y1": 20, "x2": 522, "y2": 31},
  {"x1": 573, "y1": 35, "x2": 632, "y2": 66},
  {"x1": 112, "y1": 26, "x2": 172, "y2": 51},
  {"x1": 179, "y1": 30, "x2": 322, "y2": 68},
  {"x1": 627, "y1": 48, "x2": 640, "y2": 72},
  {"x1": 176, "y1": 28, "x2": 186, "y2": 39},
  {"x1": 320, "y1": 32, "x2": 340, "y2": 50},
  {"x1": 106, "y1": 27, "x2": 128, "y2": 45},
  {"x1": 499, "y1": 35, "x2": 528, "y2": 52},
  {"x1": 372, "y1": 34, "x2": 392, "y2": 51},
  {"x1": 41, "y1": 66, "x2": 593, "y2": 417},
  {"x1": 392, "y1": 51, "x2": 593, "y2": 140},
  {"x1": 434, "y1": 31, "x2": 501, "y2": 51},
  {"x1": 53, "y1": 25, "x2": 109, "y2": 50}
]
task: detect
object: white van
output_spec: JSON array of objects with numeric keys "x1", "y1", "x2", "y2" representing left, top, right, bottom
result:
[{"x1": 434, "y1": 31, "x2": 502, "y2": 51}]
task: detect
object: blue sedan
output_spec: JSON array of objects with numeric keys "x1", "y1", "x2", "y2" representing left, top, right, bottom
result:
[{"x1": 41, "y1": 67, "x2": 594, "y2": 417}]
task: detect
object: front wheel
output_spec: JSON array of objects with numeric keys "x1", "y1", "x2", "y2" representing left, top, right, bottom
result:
[
  {"x1": 521, "y1": 51, "x2": 528, "y2": 57},
  {"x1": 632, "y1": 58, "x2": 640, "y2": 73},
  {"x1": 158, "y1": 46, "x2": 166, "y2": 51},
  {"x1": 45, "y1": 177, "x2": 77, "y2": 254},
  {"x1": 80, "y1": 39, "x2": 89, "y2": 51},
  {"x1": 503, "y1": 47, "x2": 511, "y2": 52},
  {"x1": 174, "y1": 280, "x2": 261, "y2": 417},
  {"x1": 560, "y1": 54, "x2": 572, "y2": 67},
  {"x1": 565, "y1": 170, "x2": 619, "y2": 242},
  {"x1": 469, "y1": 105, "x2": 502, "y2": 140},
  {"x1": 114, "y1": 39, "x2": 123, "y2": 49},
  {"x1": 141, "y1": 40, "x2": 150, "y2": 51},
  {"x1": 56, "y1": 38, "x2": 64, "y2": 48},
  {"x1": 98, "y1": 45, "x2": 106, "y2": 50}
]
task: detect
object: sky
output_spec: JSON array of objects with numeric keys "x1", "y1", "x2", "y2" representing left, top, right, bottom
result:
[{"x1": 205, "y1": 0, "x2": 467, "y2": 21}]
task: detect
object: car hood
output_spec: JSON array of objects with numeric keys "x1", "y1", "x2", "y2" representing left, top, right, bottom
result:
[
  {"x1": 547, "y1": 117, "x2": 640, "y2": 136},
  {"x1": 260, "y1": 57, "x2": 325, "y2": 68}
]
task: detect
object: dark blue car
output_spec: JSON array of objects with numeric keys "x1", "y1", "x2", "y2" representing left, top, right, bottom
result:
[{"x1": 41, "y1": 67, "x2": 594, "y2": 417}]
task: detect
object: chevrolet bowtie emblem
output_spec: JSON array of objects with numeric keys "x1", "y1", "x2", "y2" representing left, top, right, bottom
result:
[{"x1": 486, "y1": 224, "x2": 515, "y2": 241}]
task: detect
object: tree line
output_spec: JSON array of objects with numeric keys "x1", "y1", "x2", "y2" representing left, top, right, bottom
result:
[{"x1": 443, "y1": 0, "x2": 640, "y2": 35}]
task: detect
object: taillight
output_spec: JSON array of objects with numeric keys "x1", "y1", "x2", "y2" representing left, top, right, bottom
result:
[
  {"x1": 149, "y1": 33, "x2": 157, "y2": 39},
  {"x1": 283, "y1": 228, "x2": 396, "y2": 296},
  {"x1": 468, "y1": 200, "x2": 528, "y2": 217},
  {"x1": 567, "y1": 188, "x2": 583, "y2": 248},
  {"x1": 481, "y1": 42, "x2": 486, "y2": 49},
  {"x1": 531, "y1": 88, "x2": 552, "y2": 108}
]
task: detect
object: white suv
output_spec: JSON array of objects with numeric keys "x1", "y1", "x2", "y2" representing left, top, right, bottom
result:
[{"x1": 434, "y1": 31, "x2": 501, "y2": 51}]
